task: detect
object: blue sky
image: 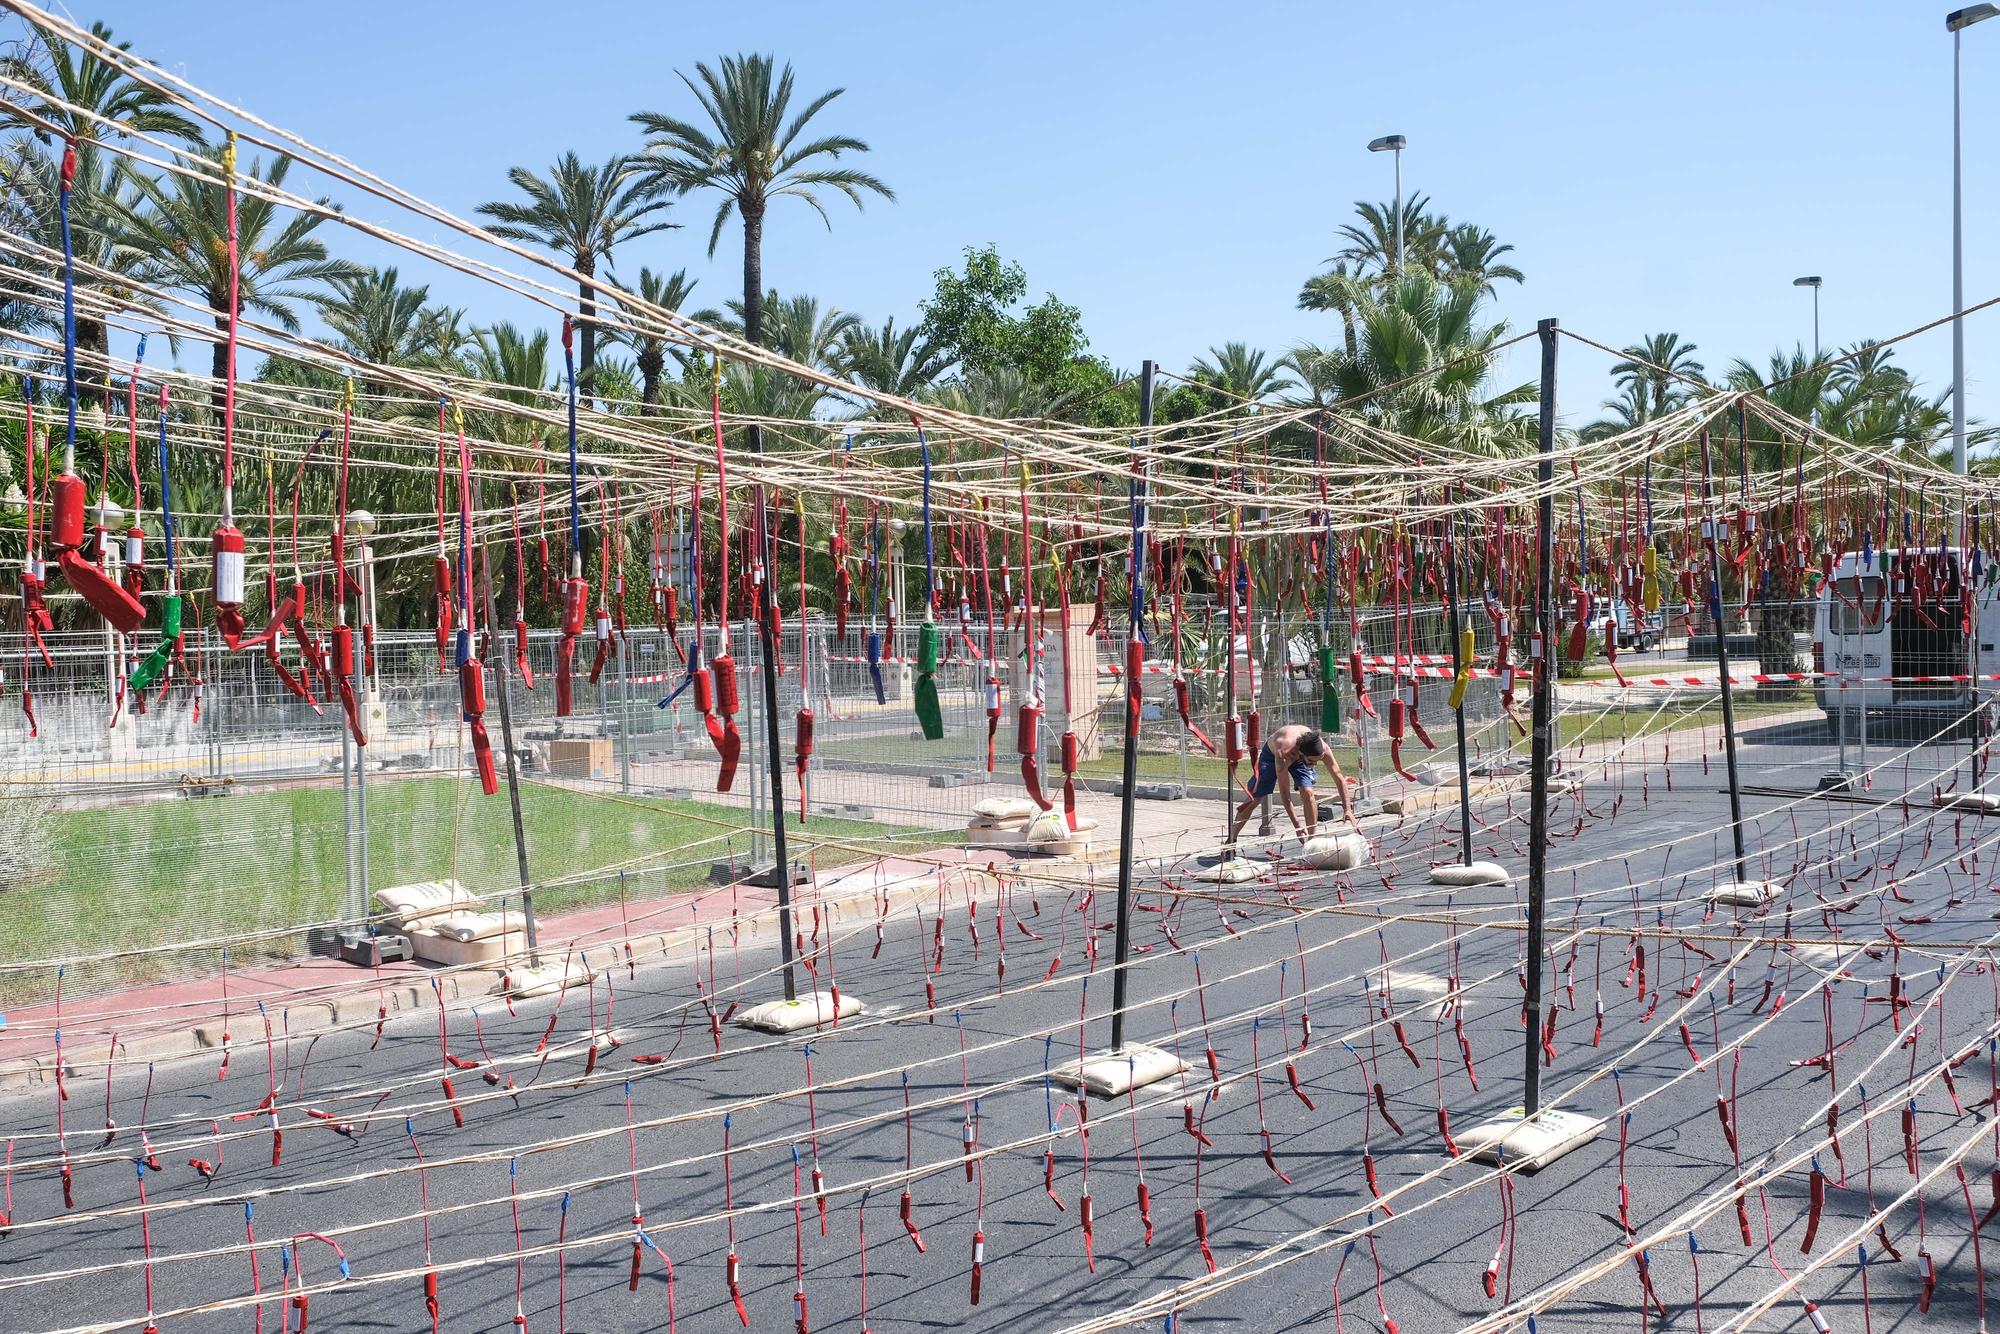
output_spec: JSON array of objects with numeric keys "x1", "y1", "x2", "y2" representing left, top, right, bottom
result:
[{"x1": 54, "y1": 0, "x2": 2000, "y2": 425}]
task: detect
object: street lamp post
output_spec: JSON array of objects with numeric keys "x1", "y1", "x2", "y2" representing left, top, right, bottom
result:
[
  {"x1": 1793, "y1": 275, "x2": 1822, "y2": 356},
  {"x1": 1368, "y1": 134, "x2": 1407, "y2": 275},
  {"x1": 1948, "y1": 5, "x2": 1997, "y2": 475}
]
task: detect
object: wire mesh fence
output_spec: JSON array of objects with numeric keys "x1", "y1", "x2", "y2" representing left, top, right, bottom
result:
[{"x1": 10, "y1": 581, "x2": 1988, "y2": 1003}]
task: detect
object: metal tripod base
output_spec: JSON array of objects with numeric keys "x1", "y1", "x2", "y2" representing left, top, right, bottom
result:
[
  {"x1": 1457, "y1": 1106, "x2": 1604, "y2": 1171},
  {"x1": 735, "y1": 989, "x2": 862, "y2": 1033},
  {"x1": 745, "y1": 860, "x2": 812, "y2": 888},
  {"x1": 1049, "y1": 1043, "x2": 1186, "y2": 1099}
]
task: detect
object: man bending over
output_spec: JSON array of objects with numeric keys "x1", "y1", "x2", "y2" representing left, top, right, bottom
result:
[{"x1": 1229, "y1": 723, "x2": 1354, "y2": 846}]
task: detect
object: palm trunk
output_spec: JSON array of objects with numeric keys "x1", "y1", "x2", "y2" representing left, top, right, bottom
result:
[
  {"x1": 742, "y1": 201, "x2": 764, "y2": 348},
  {"x1": 638, "y1": 345, "x2": 662, "y2": 416},
  {"x1": 210, "y1": 309, "x2": 230, "y2": 417},
  {"x1": 77, "y1": 313, "x2": 107, "y2": 401}
]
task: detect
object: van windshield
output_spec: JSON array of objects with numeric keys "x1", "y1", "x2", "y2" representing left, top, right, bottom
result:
[{"x1": 1827, "y1": 575, "x2": 1885, "y2": 635}]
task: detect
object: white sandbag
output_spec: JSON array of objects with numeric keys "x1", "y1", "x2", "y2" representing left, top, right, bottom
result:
[
  {"x1": 1430, "y1": 860, "x2": 1510, "y2": 887},
  {"x1": 1296, "y1": 833, "x2": 1369, "y2": 870},
  {"x1": 972, "y1": 796, "x2": 1038, "y2": 821},
  {"x1": 424, "y1": 910, "x2": 512, "y2": 943},
  {"x1": 1706, "y1": 880, "x2": 1781, "y2": 908},
  {"x1": 736, "y1": 990, "x2": 863, "y2": 1033},
  {"x1": 1188, "y1": 859, "x2": 1260, "y2": 883},
  {"x1": 1024, "y1": 809, "x2": 1073, "y2": 844},
  {"x1": 374, "y1": 879, "x2": 474, "y2": 929}
]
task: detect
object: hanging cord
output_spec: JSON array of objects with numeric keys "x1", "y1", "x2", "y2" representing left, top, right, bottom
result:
[
  {"x1": 706, "y1": 353, "x2": 744, "y2": 789},
  {"x1": 554, "y1": 316, "x2": 587, "y2": 717},
  {"x1": 912, "y1": 416, "x2": 945, "y2": 739}
]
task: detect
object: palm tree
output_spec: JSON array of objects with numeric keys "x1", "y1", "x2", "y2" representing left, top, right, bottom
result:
[
  {"x1": 1, "y1": 20, "x2": 203, "y2": 146},
  {"x1": 1610, "y1": 333, "x2": 1706, "y2": 421},
  {"x1": 106, "y1": 143, "x2": 357, "y2": 410},
  {"x1": 1329, "y1": 195, "x2": 1449, "y2": 281},
  {"x1": 6, "y1": 138, "x2": 170, "y2": 392},
  {"x1": 631, "y1": 53, "x2": 893, "y2": 350},
  {"x1": 467, "y1": 322, "x2": 554, "y2": 416},
  {"x1": 1581, "y1": 379, "x2": 1652, "y2": 442},
  {"x1": 1296, "y1": 263, "x2": 1372, "y2": 357},
  {"x1": 841, "y1": 317, "x2": 947, "y2": 400},
  {"x1": 1188, "y1": 342, "x2": 1296, "y2": 404},
  {"x1": 1440, "y1": 223, "x2": 1524, "y2": 295},
  {"x1": 1724, "y1": 341, "x2": 1951, "y2": 672},
  {"x1": 475, "y1": 153, "x2": 674, "y2": 391},
  {"x1": 717, "y1": 290, "x2": 859, "y2": 371},
  {"x1": 1287, "y1": 270, "x2": 1535, "y2": 457},
  {"x1": 723, "y1": 359, "x2": 826, "y2": 426},
  {"x1": 320, "y1": 265, "x2": 430, "y2": 390},
  {"x1": 464, "y1": 322, "x2": 555, "y2": 463},
  {"x1": 409, "y1": 304, "x2": 475, "y2": 370},
  {"x1": 607, "y1": 266, "x2": 698, "y2": 411},
  {"x1": 923, "y1": 364, "x2": 1077, "y2": 422}
]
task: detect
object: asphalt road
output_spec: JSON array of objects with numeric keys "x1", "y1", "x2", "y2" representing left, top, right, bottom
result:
[{"x1": 2, "y1": 705, "x2": 1997, "y2": 1333}]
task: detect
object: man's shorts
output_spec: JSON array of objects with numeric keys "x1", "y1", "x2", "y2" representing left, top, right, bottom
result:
[{"x1": 1247, "y1": 744, "x2": 1315, "y2": 799}]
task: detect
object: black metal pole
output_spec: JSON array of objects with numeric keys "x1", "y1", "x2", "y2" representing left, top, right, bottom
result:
[
  {"x1": 1444, "y1": 502, "x2": 1474, "y2": 866},
  {"x1": 1524, "y1": 317, "x2": 1558, "y2": 1118},
  {"x1": 480, "y1": 532, "x2": 539, "y2": 966},
  {"x1": 748, "y1": 422, "x2": 798, "y2": 1000},
  {"x1": 1109, "y1": 361, "x2": 1154, "y2": 1054},
  {"x1": 1700, "y1": 419, "x2": 1751, "y2": 884}
]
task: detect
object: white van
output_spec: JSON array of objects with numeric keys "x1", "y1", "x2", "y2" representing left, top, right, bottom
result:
[{"x1": 1813, "y1": 547, "x2": 1998, "y2": 733}]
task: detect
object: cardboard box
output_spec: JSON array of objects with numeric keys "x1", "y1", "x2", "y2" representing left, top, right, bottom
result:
[{"x1": 548, "y1": 736, "x2": 613, "y2": 779}]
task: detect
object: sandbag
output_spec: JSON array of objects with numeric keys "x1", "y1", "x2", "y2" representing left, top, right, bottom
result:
[
  {"x1": 1296, "y1": 832, "x2": 1369, "y2": 870},
  {"x1": 1429, "y1": 860, "x2": 1511, "y2": 887}
]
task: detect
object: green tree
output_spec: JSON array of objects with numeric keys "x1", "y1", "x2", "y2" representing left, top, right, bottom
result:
[
  {"x1": 1611, "y1": 333, "x2": 1706, "y2": 420},
  {"x1": 410, "y1": 304, "x2": 475, "y2": 370},
  {"x1": 716, "y1": 289, "x2": 859, "y2": 371},
  {"x1": 632, "y1": 54, "x2": 892, "y2": 350},
  {"x1": 917, "y1": 244, "x2": 1090, "y2": 392},
  {"x1": 476, "y1": 153, "x2": 674, "y2": 391},
  {"x1": 467, "y1": 321, "x2": 554, "y2": 420},
  {"x1": 107, "y1": 143, "x2": 357, "y2": 410},
  {"x1": 1187, "y1": 342, "x2": 1295, "y2": 405},
  {"x1": 1329, "y1": 195, "x2": 1449, "y2": 280},
  {"x1": 1301, "y1": 200, "x2": 1523, "y2": 350},
  {"x1": 1440, "y1": 223, "x2": 1524, "y2": 295},
  {"x1": 6, "y1": 139, "x2": 169, "y2": 392},
  {"x1": 1, "y1": 19, "x2": 203, "y2": 146},
  {"x1": 607, "y1": 266, "x2": 698, "y2": 412},
  {"x1": 840, "y1": 316, "x2": 947, "y2": 400},
  {"x1": 320, "y1": 265, "x2": 430, "y2": 391},
  {"x1": 1287, "y1": 270, "x2": 1534, "y2": 457}
]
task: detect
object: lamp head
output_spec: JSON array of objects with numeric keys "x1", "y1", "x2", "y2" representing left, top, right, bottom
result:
[
  {"x1": 1948, "y1": 5, "x2": 1999, "y2": 31},
  {"x1": 1367, "y1": 135, "x2": 1406, "y2": 153},
  {"x1": 1793, "y1": 276, "x2": 1822, "y2": 288}
]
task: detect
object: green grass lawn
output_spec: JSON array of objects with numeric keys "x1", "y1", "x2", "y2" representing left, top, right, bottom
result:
[
  {"x1": 15, "y1": 776, "x2": 945, "y2": 999},
  {"x1": 1539, "y1": 695, "x2": 1812, "y2": 751}
]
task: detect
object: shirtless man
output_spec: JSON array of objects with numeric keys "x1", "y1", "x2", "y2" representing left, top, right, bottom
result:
[{"x1": 1228, "y1": 722, "x2": 1354, "y2": 846}]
